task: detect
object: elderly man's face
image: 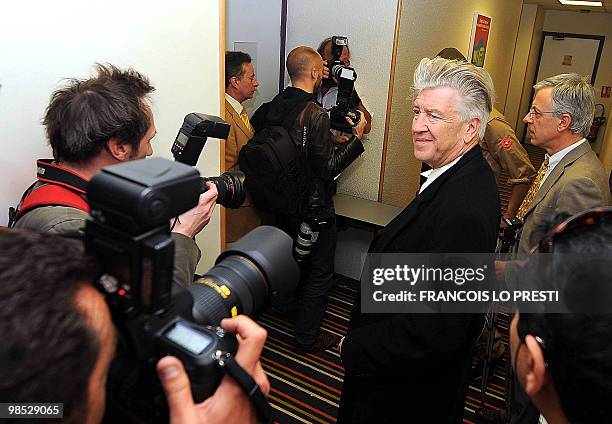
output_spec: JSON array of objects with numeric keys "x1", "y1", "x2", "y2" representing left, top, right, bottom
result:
[
  {"x1": 523, "y1": 87, "x2": 560, "y2": 151},
  {"x1": 412, "y1": 87, "x2": 468, "y2": 168},
  {"x1": 234, "y1": 62, "x2": 259, "y2": 102}
]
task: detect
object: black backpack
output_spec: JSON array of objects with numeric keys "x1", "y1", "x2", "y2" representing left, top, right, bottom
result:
[{"x1": 238, "y1": 101, "x2": 315, "y2": 216}]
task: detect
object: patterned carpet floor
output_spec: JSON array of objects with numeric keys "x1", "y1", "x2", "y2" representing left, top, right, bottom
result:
[{"x1": 258, "y1": 281, "x2": 511, "y2": 424}]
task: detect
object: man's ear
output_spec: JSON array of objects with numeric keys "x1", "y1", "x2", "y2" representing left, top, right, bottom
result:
[
  {"x1": 463, "y1": 117, "x2": 480, "y2": 143},
  {"x1": 107, "y1": 138, "x2": 132, "y2": 162},
  {"x1": 522, "y1": 335, "x2": 549, "y2": 397},
  {"x1": 229, "y1": 75, "x2": 239, "y2": 90},
  {"x1": 558, "y1": 113, "x2": 572, "y2": 132},
  {"x1": 311, "y1": 67, "x2": 318, "y2": 81}
]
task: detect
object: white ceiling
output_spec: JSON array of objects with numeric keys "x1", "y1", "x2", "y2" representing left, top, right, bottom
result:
[{"x1": 524, "y1": 0, "x2": 612, "y2": 13}]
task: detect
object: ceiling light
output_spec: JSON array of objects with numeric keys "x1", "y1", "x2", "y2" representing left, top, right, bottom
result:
[{"x1": 558, "y1": 0, "x2": 602, "y2": 6}]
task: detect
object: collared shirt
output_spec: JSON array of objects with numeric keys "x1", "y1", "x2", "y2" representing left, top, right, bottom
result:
[
  {"x1": 225, "y1": 93, "x2": 243, "y2": 115},
  {"x1": 541, "y1": 138, "x2": 587, "y2": 185},
  {"x1": 419, "y1": 154, "x2": 464, "y2": 194}
]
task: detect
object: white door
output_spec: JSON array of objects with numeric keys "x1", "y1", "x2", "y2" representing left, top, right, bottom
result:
[
  {"x1": 536, "y1": 35, "x2": 601, "y2": 82},
  {"x1": 226, "y1": 0, "x2": 283, "y2": 116}
]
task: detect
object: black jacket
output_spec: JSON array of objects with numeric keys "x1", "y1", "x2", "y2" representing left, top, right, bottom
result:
[
  {"x1": 251, "y1": 87, "x2": 364, "y2": 214},
  {"x1": 338, "y1": 146, "x2": 500, "y2": 424}
]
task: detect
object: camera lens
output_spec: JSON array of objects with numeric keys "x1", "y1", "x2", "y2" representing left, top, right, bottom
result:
[
  {"x1": 201, "y1": 171, "x2": 246, "y2": 209},
  {"x1": 188, "y1": 226, "x2": 300, "y2": 325}
]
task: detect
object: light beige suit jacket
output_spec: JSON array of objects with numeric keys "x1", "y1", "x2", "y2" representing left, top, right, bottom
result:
[
  {"x1": 518, "y1": 141, "x2": 610, "y2": 253},
  {"x1": 224, "y1": 99, "x2": 260, "y2": 243}
]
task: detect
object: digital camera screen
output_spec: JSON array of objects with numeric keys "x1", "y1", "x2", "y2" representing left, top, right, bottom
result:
[
  {"x1": 166, "y1": 322, "x2": 213, "y2": 355},
  {"x1": 175, "y1": 131, "x2": 189, "y2": 148},
  {"x1": 340, "y1": 68, "x2": 356, "y2": 80}
]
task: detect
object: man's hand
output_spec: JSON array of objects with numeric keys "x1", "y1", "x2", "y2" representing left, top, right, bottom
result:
[
  {"x1": 333, "y1": 134, "x2": 350, "y2": 144},
  {"x1": 157, "y1": 315, "x2": 269, "y2": 424},
  {"x1": 172, "y1": 182, "x2": 218, "y2": 238},
  {"x1": 347, "y1": 111, "x2": 367, "y2": 140},
  {"x1": 322, "y1": 61, "x2": 330, "y2": 79}
]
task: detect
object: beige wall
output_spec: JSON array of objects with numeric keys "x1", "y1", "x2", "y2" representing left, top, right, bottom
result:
[
  {"x1": 505, "y1": 4, "x2": 537, "y2": 129},
  {"x1": 541, "y1": 10, "x2": 612, "y2": 172},
  {"x1": 511, "y1": 5, "x2": 546, "y2": 139},
  {"x1": 381, "y1": 0, "x2": 523, "y2": 206},
  {"x1": 0, "y1": 0, "x2": 223, "y2": 272}
]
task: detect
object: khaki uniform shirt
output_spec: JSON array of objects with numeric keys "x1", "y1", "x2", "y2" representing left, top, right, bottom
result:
[{"x1": 481, "y1": 108, "x2": 536, "y2": 186}]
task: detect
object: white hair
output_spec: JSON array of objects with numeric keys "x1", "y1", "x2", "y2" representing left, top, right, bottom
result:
[
  {"x1": 534, "y1": 73, "x2": 595, "y2": 136},
  {"x1": 413, "y1": 57, "x2": 495, "y2": 139}
]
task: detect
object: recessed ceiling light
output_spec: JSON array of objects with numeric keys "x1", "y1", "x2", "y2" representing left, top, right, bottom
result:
[{"x1": 559, "y1": 0, "x2": 603, "y2": 6}]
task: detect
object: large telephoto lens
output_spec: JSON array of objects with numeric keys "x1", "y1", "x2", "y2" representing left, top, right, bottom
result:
[
  {"x1": 201, "y1": 171, "x2": 246, "y2": 209},
  {"x1": 188, "y1": 226, "x2": 299, "y2": 325}
]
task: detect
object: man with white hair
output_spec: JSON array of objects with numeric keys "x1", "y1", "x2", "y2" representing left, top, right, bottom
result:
[
  {"x1": 502, "y1": 74, "x2": 610, "y2": 424},
  {"x1": 338, "y1": 57, "x2": 500, "y2": 423}
]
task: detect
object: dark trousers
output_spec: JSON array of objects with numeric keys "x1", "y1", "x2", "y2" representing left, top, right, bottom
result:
[
  {"x1": 294, "y1": 220, "x2": 337, "y2": 347},
  {"x1": 262, "y1": 212, "x2": 337, "y2": 348}
]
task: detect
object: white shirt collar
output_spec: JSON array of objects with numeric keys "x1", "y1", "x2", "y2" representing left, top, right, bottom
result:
[
  {"x1": 419, "y1": 154, "x2": 464, "y2": 194},
  {"x1": 225, "y1": 93, "x2": 243, "y2": 115},
  {"x1": 542, "y1": 138, "x2": 587, "y2": 184}
]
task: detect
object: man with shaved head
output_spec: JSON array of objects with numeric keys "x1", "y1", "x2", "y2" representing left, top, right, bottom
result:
[{"x1": 251, "y1": 46, "x2": 367, "y2": 354}]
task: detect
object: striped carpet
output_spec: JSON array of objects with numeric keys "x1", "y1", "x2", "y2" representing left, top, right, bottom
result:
[
  {"x1": 258, "y1": 281, "x2": 511, "y2": 424},
  {"x1": 258, "y1": 283, "x2": 353, "y2": 424}
]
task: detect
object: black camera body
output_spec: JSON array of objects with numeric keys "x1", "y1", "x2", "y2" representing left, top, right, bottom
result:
[
  {"x1": 325, "y1": 36, "x2": 361, "y2": 133},
  {"x1": 497, "y1": 217, "x2": 524, "y2": 254},
  {"x1": 172, "y1": 113, "x2": 246, "y2": 209},
  {"x1": 172, "y1": 113, "x2": 230, "y2": 166},
  {"x1": 325, "y1": 35, "x2": 349, "y2": 71},
  {"x1": 86, "y1": 157, "x2": 299, "y2": 421}
]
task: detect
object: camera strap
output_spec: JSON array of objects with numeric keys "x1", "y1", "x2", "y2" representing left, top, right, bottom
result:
[
  {"x1": 216, "y1": 352, "x2": 272, "y2": 424},
  {"x1": 9, "y1": 159, "x2": 89, "y2": 227}
]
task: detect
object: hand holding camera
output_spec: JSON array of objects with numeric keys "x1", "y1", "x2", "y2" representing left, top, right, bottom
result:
[
  {"x1": 173, "y1": 182, "x2": 218, "y2": 238},
  {"x1": 157, "y1": 315, "x2": 269, "y2": 424},
  {"x1": 347, "y1": 110, "x2": 366, "y2": 140}
]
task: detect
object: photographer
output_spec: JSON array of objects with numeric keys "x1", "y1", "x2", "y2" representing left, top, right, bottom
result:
[
  {"x1": 9, "y1": 64, "x2": 217, "y2": 286},
  {"x1": 316, "y1": 37, "x2": 372, "y2": 139},
  {"x1": 250, "y1": 46, "x2": 366, "y2": 353},
  {"x1": 0, "y1": 229, "x2": 269, "y2": 424}
]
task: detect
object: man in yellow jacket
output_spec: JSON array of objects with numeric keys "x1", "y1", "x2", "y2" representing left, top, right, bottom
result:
[{"x1": 224, "y1": 51, "x2": 261, "y2": 242}]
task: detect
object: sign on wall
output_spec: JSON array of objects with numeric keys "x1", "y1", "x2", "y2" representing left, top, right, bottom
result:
[{"x1": 468, "y1": 13, "x2": 492, "y2": 68}]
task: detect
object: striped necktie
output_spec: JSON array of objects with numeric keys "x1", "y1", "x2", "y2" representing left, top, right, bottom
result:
[{"x1": 516, "y1": 156, "x2": 549, "y2": 222}]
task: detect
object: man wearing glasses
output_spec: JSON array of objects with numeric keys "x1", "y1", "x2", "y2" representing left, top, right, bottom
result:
[
  {"x1": 505, "y1": 73, "x2": 610, "y2": 424},
  {"x1": 515, "y1": 73, "x2": 609, "y2": 255}
]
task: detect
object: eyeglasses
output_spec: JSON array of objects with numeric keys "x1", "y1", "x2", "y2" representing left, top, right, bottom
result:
[
  {"x1": 536, "y1": 207, "x2": 612, "y2": 254},
  {"x1": 528, "y1": 107, "x2": 558, "y2": 119}
]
